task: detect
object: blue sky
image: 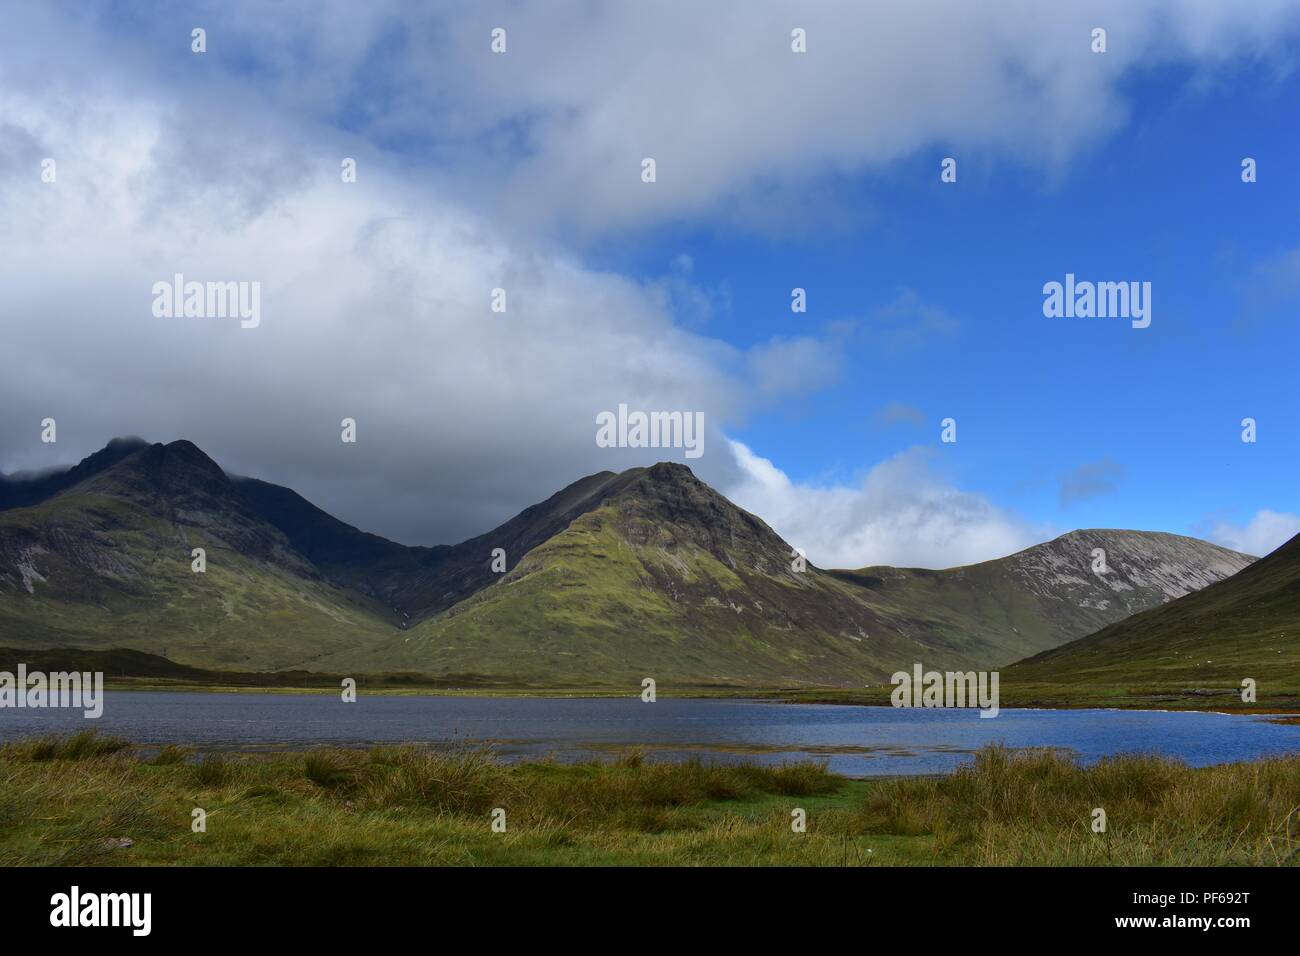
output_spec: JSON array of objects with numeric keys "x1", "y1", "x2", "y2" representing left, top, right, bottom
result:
[
  {"x1": 2, "y1": 1, "x2": 1299, "y2": 566},
  {"x1": 587, "y1": 58, "x2": 1300, "y2": 548}
]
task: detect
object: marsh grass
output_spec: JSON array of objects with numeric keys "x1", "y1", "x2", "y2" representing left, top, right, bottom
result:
[
  {"x1": 147, "y1": 744, "x2": 190, "y2": 766},
  {"x1": 194, "y1": 753, "x2": 228, "y2": 787},
  {"x1": 0, "y1": 735, "x2": 1295, "y2": 866},
  {"x1": 304, "y1": 751, "x2": 355, "y2": 790},
  {"x1": 1, "y1": 729, "x2": 130, "y2": 762},
  {"x1": 855, "y1": 744, "x2": 1300, "y2": 864}
]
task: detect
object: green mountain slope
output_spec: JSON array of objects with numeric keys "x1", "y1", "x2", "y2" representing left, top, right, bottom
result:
[
  {"x1": 234, "y1": 468, "x2": 647, "y2": 624},
  {"x1": 317, "y1": 465, "x2": 1253, "y2": 686},
  {"x1": 317, "y1": 463, "x2": 928, "y2": 685},
  {"x1": 0, "y1": 441, "x2": 395, "y2": 670},
  {"x1": 1007, "y1": 532, "x2": 1300, "y2": 699},
  {"x1": 0, "y1": 438, "x2": 1258, "y2": 685}
]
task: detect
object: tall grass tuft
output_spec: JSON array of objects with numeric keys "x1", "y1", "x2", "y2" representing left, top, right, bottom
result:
[
  {"x1": 304, "y1": 751, "x2": 355, "y2": 789},
  {"x1": 1, "y1": 730, "x2": 130, "y2": 762},
  {"x1": 614, "y1": 747, "x2": 646, "y2": 769},
  {"x1": 363, "y1": 745, "x2": 509, "y2": 814},
  {"x1": 146, "y1": 744, "x2": 191, "y2": 766},
  {"x1": 747, "y1": 760, "x2": 840, "y2": 797},
  {"x1": 194, "y1": 753, "x2": 228, "y2": 787}
]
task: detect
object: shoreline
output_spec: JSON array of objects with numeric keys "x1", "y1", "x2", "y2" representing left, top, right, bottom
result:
[
  {"x1": 83, "y1": 679, "x2": 1300, "y2": 717},
  {"x1": 7, "y1": 647, "x2": 1298, "y2": 714}
]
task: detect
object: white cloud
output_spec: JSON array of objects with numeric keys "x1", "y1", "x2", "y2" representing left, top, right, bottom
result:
[
  {"x1": 419, "y1": 0, "x2": 1300, "y2": 236},
  {"x1": 745, "y1": 336, "x2": 843, "y2": 398},
  {"x1": 722, "y1": 440, "x2": 1042, "y2": 570},
  {"x1": 11, "y1": 1, "x2": 1298, "y2": 240},
  {"x1": 3, "y1": 0, "x2": 1297, "y2": 551},
  {"x1": 0, "y1": 85, "x2": 753, "y2": 544},
  {"x1": 1208, "y1": 510, "x2": 1300, "y2": 557}
]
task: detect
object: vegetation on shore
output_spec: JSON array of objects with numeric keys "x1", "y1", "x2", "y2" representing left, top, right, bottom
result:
[
  {"x1": 775, "y1": 681, "x2": 1300, "y2": 714},
  {"x1": 8, "y1": 646, "x2": 1300, "y2": 713},
  {"x1": 2, "y1": 732, "x2": 1296, "y2": 866}
]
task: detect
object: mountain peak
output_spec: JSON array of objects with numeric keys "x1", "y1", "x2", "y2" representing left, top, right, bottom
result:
[
  {"x1": 641, "y1": 461, "x2": 697, "y2": 480},
  {"x1": 58, "y1": 436, "x2": 153, "y2": 481},
  {"x1": 1010, "y1": 527, "x2": 1300, "y2": 691},
  {"x1": 59, "y1": 438, "x2": 262, "y2": 542},
  {"x1": 114, "y1": 439, "x2": 230, "y2": 489},
  {"x1": 1001, "y1": 527, "x2": 1254, "y2": 608},
  {"x1": 156, "y1": 438, "x2": 225, "y2": 471},
  {"x1": 104, "y1": 436, "x2": 150, "y2": 451},
  {"x1": 1, "y1": 435, "x2": 153, "y2": 511}
]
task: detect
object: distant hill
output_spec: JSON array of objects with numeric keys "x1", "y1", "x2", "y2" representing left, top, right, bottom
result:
[
  {"x1": 0, "y1": 440, "x2": 395, "y2": 670},
  {"x1": 1007, "y1": 532, "x2": 1300, "y2": 702},
  {"x1": 302, "y1": 468, "x2": 1251, "y2": 685},
  {"x1": 828, "y1": 529, "x2": 1253, "y2": 669},
  {"x1": 0, "y1": 438, "x2": 1256, "y2": 684}
]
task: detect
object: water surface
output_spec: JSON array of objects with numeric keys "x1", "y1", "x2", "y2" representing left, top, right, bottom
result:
[{"x1": 2, "y1": 692, "x2": 1297, "y2": 776}]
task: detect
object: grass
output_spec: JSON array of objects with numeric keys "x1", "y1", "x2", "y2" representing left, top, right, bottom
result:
[
  {"x1": 194, "y1": 754, "x2": 228, "y2": 787},
  {"x1": 0, "y1": 733, "x2": 1296, "y2": 866},
  {"x1": 858, "y1": 746, "x2": 1300, "y2": 865},
  {"x1": 146, "y1": 744, "x2": 191, "y2": 766},
  {"x1": 3, "y1": 729, "x2": 131, "y2": 761}
]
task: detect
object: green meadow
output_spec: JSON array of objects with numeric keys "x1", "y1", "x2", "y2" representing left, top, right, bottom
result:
[{"x1": 2, "y1": 732, "x2": 1297, "y2": 867}]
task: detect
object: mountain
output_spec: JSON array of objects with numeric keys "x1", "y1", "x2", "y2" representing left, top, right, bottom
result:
[
  {"x1": 0, "y1": 438, "x2": 1256, "y2": 684},
  {"x1": 0, "y1": 440, "x2": 395, "y2": 669},
  {"x1": 309, "y1": 466, "x2": 1252, "y2": 686},
  {"x1": 1007, "y1": 532, "x2": 1300, "y2": 699},
  {"x1": 0, "y1": 436, "x2": 150, "y2": 510},
  {"x1": 233, "y1": 467, "x2": 655, "y2": 623},
  {"x1": 314, "y1": 462, "x2": 936, "y2": 685},
  {"x1": 828, "y1": 530, "x2": 1254, "y2": 668}
]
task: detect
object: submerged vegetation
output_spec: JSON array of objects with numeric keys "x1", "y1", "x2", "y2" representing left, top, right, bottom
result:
[{"x1": 1, "y1": 733, "x2": 1297, "y2": 866}]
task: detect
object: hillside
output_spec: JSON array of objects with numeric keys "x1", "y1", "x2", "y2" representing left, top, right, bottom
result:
[
  {"x1": 317, "y1": 462, "x2": 931, "y2": 685},
  {"x1": 234, "y1": 468, "x2": 650, "y2": 623},
  {"x1": 0, "y1": 441, "x2": 395, "y2": 670},
  {"x1": 314, "y1": 465, "x2": 1252, "y2": 686},
  {"x1": 1007, "y1": 532, "x2": 1300, "y2": 705},
  {"x1": 829, "y1": 530, "x2": 1253, "y2": 668},
  {"x1": 0, "y1": 438, "x2": 1257, "y2": 685}
]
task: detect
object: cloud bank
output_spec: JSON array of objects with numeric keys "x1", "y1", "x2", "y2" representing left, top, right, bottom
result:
[
  {"x1": 722, "y1": 441, "x2": 1042, "y2": 569},
  {"x1": 1208, "y1": 510, "x2": 1300, "y2": 558},
  {"x1": 3, "y1": 0, "x2": 1299, "y2": 562}
]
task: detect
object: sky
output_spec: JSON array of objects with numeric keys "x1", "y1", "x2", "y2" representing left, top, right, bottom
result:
[{"x1": 1, "y1": 0, "x2": 1299, "y2": 568}]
